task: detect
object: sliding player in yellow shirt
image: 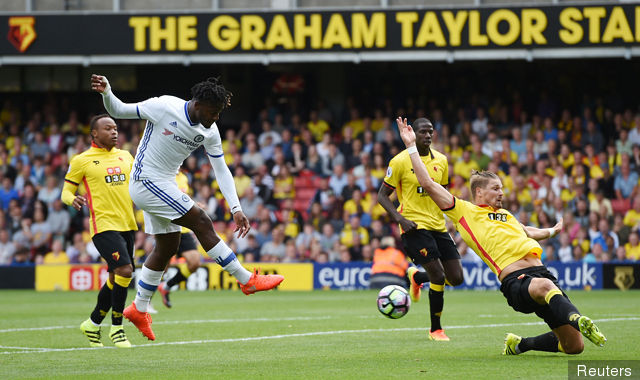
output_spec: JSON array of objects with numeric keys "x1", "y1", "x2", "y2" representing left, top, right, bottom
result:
[
  {"x1": 396, "y1": 116, "x2": 606, "y2": 355},
  {"x1": 62, "y1": 114, "x2": 138, "y2": 348},
  {"x1": 378, "y1": 118, "x2": 462, "y2": 341}
]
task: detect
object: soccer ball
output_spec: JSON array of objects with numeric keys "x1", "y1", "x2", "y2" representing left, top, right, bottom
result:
[{"x1": 376, "y1": 285, "x2": 411, "y2": 319}]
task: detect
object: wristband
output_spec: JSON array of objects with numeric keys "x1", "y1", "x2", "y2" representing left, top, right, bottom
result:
[
  {"x1": 407, "y1": 146, "x2": 418, "y2": 155},
  {"x1": 546, "y1": 228, "x2": 557, "y2": 238},
  {"x1": 231, "y1": 205, "x2": 242, "y2": 214}
]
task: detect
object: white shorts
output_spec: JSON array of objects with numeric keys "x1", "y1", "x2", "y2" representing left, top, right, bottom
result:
[{"x1": 129, "y1": 179, "x2": 195, "y2": 235}]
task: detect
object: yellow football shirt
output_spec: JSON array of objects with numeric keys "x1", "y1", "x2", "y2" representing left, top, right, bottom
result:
[
  {"x1": 625, "y1": 243, "x2": 640, "y2": 260},
  {"x1": 444, "y1": 198, "x2": 542, "y2": 276},
  {"x1": 63, "y1": 143, "x2": 137, "y2": 237},
  {"x1": 453, "y1": 159, "x2": 480, "y2": 180},
  {"x1": 307, "y1": 120, "x2": 330, "y2": 142},
  {"x1": 623, "y1": 209, "x2": 640, "y2": 228},
  {"x1": 383, "y1": 148, "x2": 449, "y2": 233}
]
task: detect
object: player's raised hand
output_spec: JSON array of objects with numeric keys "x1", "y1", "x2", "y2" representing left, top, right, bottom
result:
[
  {"x1": 90, "y1": 74, "x2": 110, "y2": 93},
  {"x1": 552, "y1": 218, "x2": 563, "y2": 236},
  {"x1": 232, "y1": 211, "x2": 251, "y2": 238},
  {"x1": 396, "y1": 117, "x2": 416, "y2": 147}
]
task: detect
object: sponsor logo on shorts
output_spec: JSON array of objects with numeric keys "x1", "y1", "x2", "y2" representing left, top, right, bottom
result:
[
  {"x1": 181, "y1": 194, "x2": 190, "y2": 202},
  {"x1": 112, "y1": 251, "x2": 120, "y2": 261}
]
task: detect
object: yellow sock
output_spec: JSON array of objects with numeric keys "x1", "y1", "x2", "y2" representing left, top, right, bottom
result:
[
  {"x1": 544, "y1": 289, "x2": 562, "y2": 304},
  {"x1": 430, "y1": 283, "x2": 445, "y2": 292},
  {"x1": 114, "y1": 275, "x2": 132, "y2": 288},
  {"x1": 179, "y1": 265, "x2": 193, "y2": 278},
  {"x1": 106, "y1": 279, "x2": 113, "y2": 290}
]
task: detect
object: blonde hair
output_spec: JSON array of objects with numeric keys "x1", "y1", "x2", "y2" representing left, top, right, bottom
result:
[{"x1": 469, "y1": 170, "x2": 500, "y2": 201}]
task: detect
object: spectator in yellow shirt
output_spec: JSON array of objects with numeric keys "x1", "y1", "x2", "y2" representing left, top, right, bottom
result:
[
  {"x1": 624, "y1": 231, "x2": 640, "y2": 260},
  {"x1": 340, "y1": 215, "x2": 370, "y2": 248},
  {"x1": 453, "y1": 150, "x2": 480, "y2": 180},
  {"x1": 307, "y1": 110, "x2": 330, "y2": 142},
  {"x1": 42, "y1": 239, "x2": 69, "y2": 265},
  {"x1": 233, "y1": 165, "x2": 252, "y2": 198},
  {"x1": 623, "y1": 195, "x2": 640, "y2": 230},
  {"x1": 343, "y1": 188, "x2": 369, "y2": 220}
]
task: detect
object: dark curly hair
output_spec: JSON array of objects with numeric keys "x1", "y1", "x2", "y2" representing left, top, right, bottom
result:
[
  {"x1": 89, "y1": 113, "x2": 112, "y2": 133},
  {"x1": 191, "y1": 77, "x2": 233, "y2": 109}
]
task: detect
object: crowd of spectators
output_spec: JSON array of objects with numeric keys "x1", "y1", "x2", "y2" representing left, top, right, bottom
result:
[{"x1": 1, "y1": 88, "x2": 640, "y2": 267}]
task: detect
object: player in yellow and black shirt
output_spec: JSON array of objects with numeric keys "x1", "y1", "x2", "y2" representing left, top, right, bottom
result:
[
  {"x1": 157, "y1": 170, "x2": 202, "y2": 308},
  {"x1": 62, "y1": 114, "x2": 137, "y2": 349},
  {"x1": 396, "y1": 116, "x2": 606, "y2": 356},
  {"x1": 378, "y1": 118, "x2": 463, "y2": 342}
]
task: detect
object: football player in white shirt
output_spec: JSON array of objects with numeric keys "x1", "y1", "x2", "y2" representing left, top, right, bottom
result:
[{"x1": 91, "y1": 74, "x2": 284, "y2": 341}]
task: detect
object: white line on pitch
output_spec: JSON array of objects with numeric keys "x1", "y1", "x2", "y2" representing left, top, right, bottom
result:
[
  {"x1": 0, "y1": 316, "x2": 332, "y2": 333},
  {"x1": 2, "y1": 317, "x2": 637, "y2": 355},
  {"x1": 0, "y1": 346, "x2": 45, "y2": 351}
]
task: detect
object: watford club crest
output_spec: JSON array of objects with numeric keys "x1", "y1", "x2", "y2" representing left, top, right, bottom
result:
[
  {"x1": 614, "y1": 266, "x2": 635, "y2": 291},
  {"x1": 7, "y1": 17, "x2": 36, "y2": 52},
  {"x1": 112, "y1": 251, "x2": 120, "y2": 261}
]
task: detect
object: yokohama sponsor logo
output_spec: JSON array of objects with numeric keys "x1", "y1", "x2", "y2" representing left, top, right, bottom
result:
[{"x1": 172, "y1": 134, "x2": 200, "y2": 149}]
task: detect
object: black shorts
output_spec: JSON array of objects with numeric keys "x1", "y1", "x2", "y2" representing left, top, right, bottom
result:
[
  {"x1": 500, "y1": 265, "x2": 569, "y2": 329},
  {"x1": 177, "y1": 232, "x2": 198, "y2": 257},
  {"x1": 92, "y1": 230, "x2": 135, "y2": 271},
  {"x1": 401, "y1": 229, "x2": 460, "y2": 266}
]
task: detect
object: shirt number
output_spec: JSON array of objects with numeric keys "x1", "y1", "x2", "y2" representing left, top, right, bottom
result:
[{"x1": 488, "y1": 212, "x2": 507, "y2": 222}]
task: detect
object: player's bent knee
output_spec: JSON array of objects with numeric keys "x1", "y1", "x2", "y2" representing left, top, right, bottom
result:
[
  {"x1": 114, "y1": 265, "x2": 133, "y2": 278},
  {"x1": 563, "y1": 340, "x2": 584, "y2": 355},
  {"x1": 429, "y1": 274, "x2": 445, "y2": 285},
  {"x1": 530, "y1": 278, "x2": 556, "y2": 299},
  {"x1": 447, "y1": 275, "x2": 463, "y2": 286},
  {"x1": 186, "y1": 253, "x2": 200, "y2": 271}
]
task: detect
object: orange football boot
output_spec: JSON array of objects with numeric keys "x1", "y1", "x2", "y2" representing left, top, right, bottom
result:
[
  {"x1": 428, "y1": 329, "x2": 450, "y2": 341},
  {"x1": 239, "y1": 269, "x2": 284, "y2": 295},
  {"x1": 123, "y1": 302, "x2": 155, "y2": 341}
]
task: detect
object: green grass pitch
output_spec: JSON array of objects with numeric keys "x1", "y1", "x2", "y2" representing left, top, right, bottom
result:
[{"x1": 0, "y1": 289, "x2": 638, "y2": 379}]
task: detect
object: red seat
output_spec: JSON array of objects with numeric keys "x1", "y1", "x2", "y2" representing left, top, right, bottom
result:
[
  {"x1": 296, "y1": 188, "x2": 316, "y2": 200},
  {"x1": 612, "y1": 198, "x2": 631, "y2": 214},
  {"x1": 294, "y1": 176, "x2": 313, "y2": 188},
  {"x1": 294, "y1": 199, "x2": 309, "y2": 213}
]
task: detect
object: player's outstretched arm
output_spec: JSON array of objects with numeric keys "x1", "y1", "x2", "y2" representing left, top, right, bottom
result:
[
  {"x1": 208, "y1": 155, "x2": 250, "y2": 238},
  {"x1": 397, "y1": 117, "x2": 454, "y2": 210},
  {"x1": 521, "y1": 219, "x2": 563, "y2": 241},
  {"x1": 91, "y1": 74, "x2": 139, "y2": 119}
]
